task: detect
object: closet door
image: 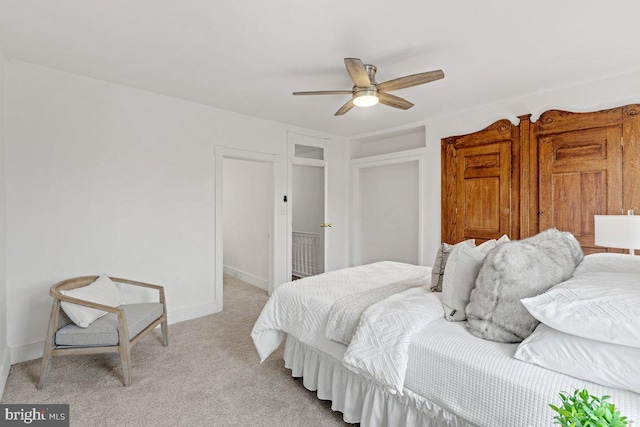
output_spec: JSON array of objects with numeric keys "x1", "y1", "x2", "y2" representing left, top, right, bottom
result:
[
  {"x1": 455, "y1": 142, "x2": 512, "y2": 243},
  {"x1": 538, "y1": 125, "x2": 623, "y2": 254}
]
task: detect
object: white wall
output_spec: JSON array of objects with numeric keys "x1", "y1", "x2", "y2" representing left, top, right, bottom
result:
[
  {"x1": 350, "y1": 127, "x2": 426, "y2": 159},
  {"x1": 292, "y1": 165, "x2": 323, "y2": 234},
  {"x1": 4, "y1": 60, "x2": 350, "y2": 363},
  {"x1": 0, "y1": 43, "x2": 9, "y2": 393},
  {"x1": 223, "y1": 158, "x2": 270, "y2": 290},
  {"x1": 359, "y1": 160, "x2": 419, "y2": 265}
]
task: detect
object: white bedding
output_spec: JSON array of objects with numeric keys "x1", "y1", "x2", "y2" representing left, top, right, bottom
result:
[
  {"x1": 344, "y1": 287, "x2": 443, "y2": 394},
  {"x1": 404, "y1": 320, "x2": 640, "y2": 427},
  {"x1": 326, "y1": 277, "x2": 426, "y2": 345},
  {"x1": 251, "y1": 261, "x2": 431, "y2": 361},
  {"x1": 252, "y1": 260, "x2": 640, "y2": 426},
  {"x1": 284, "y1": 335, "x2": 473, "y2": 427}
]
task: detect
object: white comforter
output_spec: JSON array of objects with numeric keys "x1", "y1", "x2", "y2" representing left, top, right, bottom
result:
[
  {"x1": 325, "y1": 276, "x2": 428, "y2": 345},
  {"x1": 251, "y1": 261, "x2": 431, "y2": 362},
  {"x1": 252, "y1": 261, "x2": 434, "y2": 396},
  {"x1": 343, "y1": 287, "x2": 443, "y2": 394}
]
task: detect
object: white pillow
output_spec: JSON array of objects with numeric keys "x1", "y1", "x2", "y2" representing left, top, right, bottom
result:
[
  {"x1": 441, "y1": 235, "x2": 510, "y2": 321},
  {"x1": 60, "y1": 275, "x2": 124, "y2": 328},
  {"x1": 430, "y1": 239, "x2": 475, "y2": 292},
  {"x1": 497, "y1": 233, "x2": 510, "y2": 244},
  {"x1": 515, "y1": 323, "x2": 640, "y2": 394},
  {"x1": 442, "y1": 244, "x2": 487, "y2": 321},
  {"x1": 476, "y1": 234, "x2": 511, "y2": 254},
  {"x1": 574, "y1": 252, "x2": 640, "y2": 276},
  {"x1": 521, "y1": 272, "x2": 640, "y2": 348}
]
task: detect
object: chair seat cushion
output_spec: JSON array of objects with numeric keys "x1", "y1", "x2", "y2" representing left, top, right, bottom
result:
[{"x1": 55, "y1": 303, "x2": 164, "y2": 347}]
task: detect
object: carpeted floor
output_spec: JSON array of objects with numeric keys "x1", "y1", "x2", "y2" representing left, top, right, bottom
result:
[{"x1": 1, "y1": 275, "x2": 351, "y2": 426}]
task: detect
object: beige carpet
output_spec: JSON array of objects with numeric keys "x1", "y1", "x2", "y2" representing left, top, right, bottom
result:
[{"x1": 1, "y1": 275, "x2": 351, "y2": 426}]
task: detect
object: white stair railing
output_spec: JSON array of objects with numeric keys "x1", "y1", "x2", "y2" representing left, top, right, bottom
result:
[{"x1": 292, "y1": 232, "x2": 321, "y2": 277}]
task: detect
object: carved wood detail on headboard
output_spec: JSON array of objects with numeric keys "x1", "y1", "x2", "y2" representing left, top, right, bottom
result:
[
  {"x1": 442, "y1": 103, "x2": 640, "y2": 254},
  {"x1": 442, "y1": 118, "x2": 520, "y2": 245}
]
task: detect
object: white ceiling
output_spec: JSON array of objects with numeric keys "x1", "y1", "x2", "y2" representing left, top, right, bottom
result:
[{"x1": 1, "y1": 1, "x2": 640, "y2": 137}]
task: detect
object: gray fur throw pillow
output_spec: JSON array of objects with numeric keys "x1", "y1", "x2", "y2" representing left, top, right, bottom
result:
[{"x1": 465, "y1": 228, "x2": 584, "y2": 343}]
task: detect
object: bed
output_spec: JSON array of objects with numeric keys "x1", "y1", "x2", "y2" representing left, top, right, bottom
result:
[{"x1": 251, "y1": 259, "x2": 640, "y2": 426}]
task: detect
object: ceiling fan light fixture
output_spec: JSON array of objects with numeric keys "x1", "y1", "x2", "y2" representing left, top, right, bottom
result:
[
  {"x1": 294, "y1": 58, "x2": 444, "y2": 115},
  {"x1": 353, "y1": 89, "x2": 379, "y2": 107}
]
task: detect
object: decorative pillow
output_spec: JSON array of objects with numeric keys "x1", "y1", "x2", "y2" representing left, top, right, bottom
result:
[
  {"x1": 476, "y1": 234, "x2": 511, "y2": 255},
  {"x1": 514, "y1": 323, "x2": 640, "y2": 394},
  {"x1": 430, "y1": 239, "x2": 475, "y2": 292},
  {"x1": 441, "y1": 244, "x2": 486, "y2": 321},
  {"x1": 465, "y1": 228, "x2": 584, "y2": 343},
  {"x1": 573, "y1": 252, "x2": 640, "y2": 276},
  {"x1": 60, "y1": 275, "x2": 124, "y2": 328},
  {"x1": 440, "y1": 235, "x2": 510, "y2": 321},
  {"x1": 521, "y1": 272, "x2": 640, "y2": 348},
  {"x1": 496, "y1": 233, "x2": 510, "y2": 244}
]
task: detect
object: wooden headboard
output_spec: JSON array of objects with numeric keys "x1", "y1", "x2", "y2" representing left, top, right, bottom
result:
[{"x1": 441, "y1": 104, "x2": 640, "y2": 254}]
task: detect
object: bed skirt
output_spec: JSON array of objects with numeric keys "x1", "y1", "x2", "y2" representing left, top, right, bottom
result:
[{"x1": 283, "y1": 335, "x2": 471, "y2": 427}]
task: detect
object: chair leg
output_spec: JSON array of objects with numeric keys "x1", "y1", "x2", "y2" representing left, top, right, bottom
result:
[
  {"x1": 161, "y1": 318, "x2": 169, "y2": 346},
  {"x1": 38, "y1": 300, "x2": 60, "y2": 390},
  {"x1": 37, "y1": 352, "x2": 52, "y2": 391},
  {"x1": 117, "y1": 312, "x2": 132, "y2": 386},
  {"x1": 119, "y1": 344, "x2": 132, "y2": 387}
]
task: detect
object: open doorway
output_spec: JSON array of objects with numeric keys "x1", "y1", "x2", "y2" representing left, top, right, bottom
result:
[
  {"x1": 223, "y1": 158, "x2": 271, "y2": 290},
  {"x1": 214, "y1": 146, "x2": 280, "y2": 311},
  {"x1": 287, "y1": 134, "x2": 330, "y2": 281}
]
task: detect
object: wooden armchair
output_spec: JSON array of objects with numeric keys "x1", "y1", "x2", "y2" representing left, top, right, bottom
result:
[{"x1": 38, "y1": 276, "x2": 168, "y2": 389}]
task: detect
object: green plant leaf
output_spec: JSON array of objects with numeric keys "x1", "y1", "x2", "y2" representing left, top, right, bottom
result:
[{"x1": 549, "y1": 389, "x2": 628, "y2": 427}]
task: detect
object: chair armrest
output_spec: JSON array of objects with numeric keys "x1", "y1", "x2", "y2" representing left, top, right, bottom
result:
[
  {"x1": 108, "y1": 277, "x2": 167, "y2": 308},
  {"x1": 53, "y1": 293, "x2": 123, "y2": 314},
  {"x1": 109, "y1": 277, "x2": 164, "y2": 291}
]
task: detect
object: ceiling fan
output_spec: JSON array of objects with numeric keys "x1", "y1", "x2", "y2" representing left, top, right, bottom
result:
[{"x1": 293, "y1": 58, "x2": 444, "y2": 116}]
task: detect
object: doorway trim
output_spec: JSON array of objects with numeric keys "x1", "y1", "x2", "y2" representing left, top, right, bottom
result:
[
  {"x1": 215, "y1": 146, "x2": 280, "y2": 311},
  {"x1": 350, "y1": 148, "x2": 426, "y2": 267},
  {"x1": 286, "y1": 132, "x2": 331, "y2": 279}
]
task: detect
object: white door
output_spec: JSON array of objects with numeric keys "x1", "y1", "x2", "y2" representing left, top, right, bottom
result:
[
  {"x1": 291, "y1": 163, "x2": 325, "y2": 278},
  {"x1": 288, "y1": 138, "x2": 329, "y2": 279}
]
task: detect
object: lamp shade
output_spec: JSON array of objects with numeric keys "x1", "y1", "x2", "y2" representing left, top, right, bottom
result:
[{"x1": 594, "y1": 215, "x2": 640, "y2": 253}]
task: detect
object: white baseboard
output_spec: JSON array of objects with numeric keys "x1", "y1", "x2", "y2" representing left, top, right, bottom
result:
[
  {"x1": 168, "y1": 300, "x2": 219, "y2": 324},
  {"x1": 0, "y1": 345, "x2": 11, "y2": 398},
  {"x1": 9, "y1": 300, "x2": 221, "y2": 365},
  {"x1": 10, "y1": 341, "x2": 43, "y2": 366},
  {"x1": 223, "y1": 265, "x2": 268, "y2": 291}
]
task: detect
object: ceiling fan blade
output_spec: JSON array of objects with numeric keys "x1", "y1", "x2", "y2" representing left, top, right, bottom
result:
[
  {"x1": 377, "y1": 70, "x2": 444, "y2": 92},
  {"x1": 293, "y1": 90, "x2": 352, "y2": 96},
  {"x1": 334, "y1": 99, "x2": 355, "y2": 116},
  {"x1": 378, "y1": 92, "x2": 414, "y2": 110},
  {"x1": 344, "y1": 58, "x2": 371, "y2": 87}
]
